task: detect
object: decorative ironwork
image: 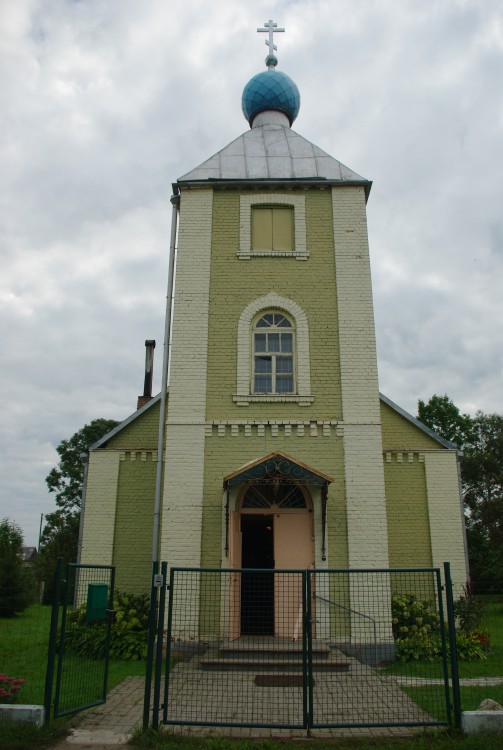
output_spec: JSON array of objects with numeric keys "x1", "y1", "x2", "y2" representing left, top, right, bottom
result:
[
  {"x1": 225, "y1": 454, "x2": 329, "y2": 488},
  {"x1": 242, "y1": 483, "x2": 306, "y2": 509},
  {"x1": 224, "y1": 452, "x2": 332, "y2": 563}
]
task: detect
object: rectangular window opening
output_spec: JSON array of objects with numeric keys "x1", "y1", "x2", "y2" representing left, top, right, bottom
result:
[{"x1": 252, "y1": 206, "x2": 294, "y2": 252}]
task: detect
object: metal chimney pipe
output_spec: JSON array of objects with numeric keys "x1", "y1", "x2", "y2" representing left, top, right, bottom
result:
[
  {"x1": 137, "y1": 340, "x2": 156, "y2": 409},
  {"x1": 143, "y1": 340, "x2": 156, "y2": 397}
]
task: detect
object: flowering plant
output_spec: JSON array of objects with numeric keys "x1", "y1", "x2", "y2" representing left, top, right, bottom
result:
[{"x1": 0, "y1": 674, "x2": 25, "y2": 703}]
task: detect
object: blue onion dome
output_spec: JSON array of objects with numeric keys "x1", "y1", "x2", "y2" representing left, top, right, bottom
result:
[{"x1": 242, "y1": 67, "x2": 300, "y2": 127}]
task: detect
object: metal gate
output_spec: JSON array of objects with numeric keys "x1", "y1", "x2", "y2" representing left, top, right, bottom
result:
[
  {"x1": 145, "y1": 565, "x2": 459, "y2": 731},
  {"x1": 45, "y1": 559, "x2": 115, "y2": 719}
]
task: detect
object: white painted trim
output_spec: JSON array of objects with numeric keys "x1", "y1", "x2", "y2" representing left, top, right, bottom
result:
[
  {"x1": 235, "y1": 292, "x2": 312, "y2": 406},
  {"x1": 238, "y1": 194, "x2": 307, "y2": 260}
]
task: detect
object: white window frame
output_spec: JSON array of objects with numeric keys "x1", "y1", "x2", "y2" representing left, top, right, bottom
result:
[
  {"x1": 252, "y1": 311, "x2": 295, "y2": 396},
  {"x1": 237, "y1": 194, "x2": 308, "y2": 260},
  {"x1": 234, "y1": 293, "x2": 314, "y2": 406}
]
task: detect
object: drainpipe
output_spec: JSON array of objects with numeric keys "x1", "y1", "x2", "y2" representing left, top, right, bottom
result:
[{"x1": 152, "y1": 194, "x2": 179, "y2": 563}]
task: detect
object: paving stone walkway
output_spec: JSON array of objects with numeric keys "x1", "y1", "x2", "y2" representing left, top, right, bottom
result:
[
  {"x1": 54, "y1": 640, "x2": 503, "y2": 748},
  {"x1": 60, "y1": 657, "x2": 461, "y2": 745}
]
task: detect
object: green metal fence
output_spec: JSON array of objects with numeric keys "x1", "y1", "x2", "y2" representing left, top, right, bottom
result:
[
  {"x1": 144, "y1": 565, "x2": 459, "y2": 731},
  {"x1": 45, "y1": 560, "x2": 115, "y2": 720}
]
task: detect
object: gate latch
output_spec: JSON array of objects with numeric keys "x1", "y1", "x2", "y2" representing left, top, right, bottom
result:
[{"x1": 153, "y1": 574, "x2": 164, "y2": 588}]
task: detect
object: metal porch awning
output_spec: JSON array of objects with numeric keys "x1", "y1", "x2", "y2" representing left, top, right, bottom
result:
[{"x1": 223, "y1": 450, "x2": 333, "y2": 489}]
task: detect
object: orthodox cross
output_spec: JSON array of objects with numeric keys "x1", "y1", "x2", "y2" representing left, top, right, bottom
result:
[{"x1": 257, "y1": 19, "x2": 285, "y2": 56}]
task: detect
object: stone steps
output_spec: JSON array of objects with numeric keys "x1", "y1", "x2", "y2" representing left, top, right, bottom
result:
[{"x1": 199, "y1": 638, "x2": 351, "y2": 673}]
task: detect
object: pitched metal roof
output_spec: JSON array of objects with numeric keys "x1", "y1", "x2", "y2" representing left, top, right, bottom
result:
[
  {"x1": 89, "y1": 393, "x2": 457, "y2": 453},
  {"x1": 89, "y1": 393, "x2": 161, "y2": 450},
  {"x1": 379, "y1": 392, "x2": 459, "y2": 452},
  {"x1": 177, "y1": 114, "x2": 371, "y2": 196}
]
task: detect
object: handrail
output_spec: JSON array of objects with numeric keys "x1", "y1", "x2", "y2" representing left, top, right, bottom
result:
[{"x1": 313, "y1": 593, "x2": 378, "y2": 657}]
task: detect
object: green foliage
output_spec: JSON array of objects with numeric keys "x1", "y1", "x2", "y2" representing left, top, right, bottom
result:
[
  {"x1": 0, "y1": 519, "x2": 32, "y2": 617},
  {"x1": 38, "y1": 418, "x2": 119, "y2": 602},
  {"x1": 462, "y1": 411, "x2": 503, "y2": 590},
  {"x1": 454, "y1": 583, "x2": 485, "y2": 633},
  {"x1": 36, "y1": 515, "x2": 79, "y2": 605},
  {"x1": 417, "y1": 394, "x2": 474, "y2": 449},
  {"x1": 392, "y1": 592, "x2": 441, "y2": 661},
  {"x1": 65, "y1": 590, "x2": 150, "y2": 661},
  {"x1": 45, "y1": 418, "x2": 119, "y2": 518},
  {"x1": 452, "y1": 630, "x2": 486, "y2": 661},
  {"x1": 392, "y1": 591, "x2": 487, "y2": 663},
  {"x1": 0, "y1": 721, "x2": 68, "y2": 750}
]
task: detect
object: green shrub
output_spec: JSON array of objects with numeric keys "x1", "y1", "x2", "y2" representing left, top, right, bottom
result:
[
  {"x1": 453, "y1": 583, "x2": 485, "y2": 632},
  {"x1": 391, "y1": 591, "x2": 487, "y2": 663},
  {"x1": 392, "y1": 592, "x2": 441, "y2": 662},
  {"x1": 452, "y1": 629, "x2": 486, "y2": 661},
  {"x1": 395, "y1": 632, "x2": 441, "y2": 662},
  {"x1": 64, "y1": 591, "x2": 150, "y2": 661}
]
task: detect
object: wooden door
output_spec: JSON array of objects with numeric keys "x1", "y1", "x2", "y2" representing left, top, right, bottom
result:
[
  {"x1": 274, "y1": 510, "x2": 313, "y2": 638},
  {"x1": 228, "y1": 511, "x2": 242, "y2": 640}
]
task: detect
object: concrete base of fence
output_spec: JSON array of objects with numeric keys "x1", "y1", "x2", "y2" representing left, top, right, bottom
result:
[
  {"x1": 337, "y1": 642, "x2": 396, "y2": 667},
  {"x1": 461, "y1": 710, "x2": 503, "y2": 734},
  {"x1": 0, "y1": 704, "x2": 45, "y2": 727}
]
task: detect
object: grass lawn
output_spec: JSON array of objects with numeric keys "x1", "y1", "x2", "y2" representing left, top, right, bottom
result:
[
  {"x1": 128, "y1": 731, "x2": 503, "y2": 750},
  {"x1": 0, "y1": 727, "x2": 502, "y2": 750},
  {"x1": 380, "y1": 597, "x2": 503, "y2": 715},
  {"x1": 0, "y1": 603, "x2": 146, "y2": 709},
  {"x1": 0, "y1": 604, "x2": 52, "y2": 705}
]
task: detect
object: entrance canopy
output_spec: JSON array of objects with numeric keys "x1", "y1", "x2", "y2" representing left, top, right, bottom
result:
[{"x1": 223, "y1": 450, "x2": 333, "y2": 488}]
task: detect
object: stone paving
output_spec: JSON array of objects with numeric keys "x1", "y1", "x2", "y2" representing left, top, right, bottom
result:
[{"x1": 63, "y1": 654, "x2": 454, "y2": 744}]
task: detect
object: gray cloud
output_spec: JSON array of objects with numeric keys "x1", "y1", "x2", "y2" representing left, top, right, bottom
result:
[{"x1": 1, "y1": 0, "x2": 502, "y2": 545}]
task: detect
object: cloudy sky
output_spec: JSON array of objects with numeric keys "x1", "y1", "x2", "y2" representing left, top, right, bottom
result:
[{"x1": 1, "y1": 0, "x2": 502, "y2": 547}]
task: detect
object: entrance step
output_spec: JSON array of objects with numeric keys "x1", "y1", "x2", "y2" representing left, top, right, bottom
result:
[{"x1": 199, "y1": 637, "x2": 351, "y2": 673}]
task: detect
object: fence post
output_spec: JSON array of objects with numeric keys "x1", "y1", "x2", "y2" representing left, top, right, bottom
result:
[
  {"x1": 305, "y1": 571, "x2": 313, "y2": 731},
  {"x1": 444, "y1": 561, "x2": 461, "y2": 728},
  {"x1": 152, "y1": 561, "x2": 168, "y2": 728},
  {"x1": 143, "y1": 561, "x2": 159, "y2": 730},
  {"x1": 43, "y1": 557, "x2": 64, "y2": 724}
]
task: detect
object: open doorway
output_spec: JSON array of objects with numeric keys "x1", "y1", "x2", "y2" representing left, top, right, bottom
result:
[{"x1": 241, "y1": 514, "x2": 274, "y2": 635}]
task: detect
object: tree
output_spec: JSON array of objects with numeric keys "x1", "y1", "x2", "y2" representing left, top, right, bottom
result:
[
  {"x1": 45, "y1": 418, "x2": 120, "y2": 521},
  {"x1": 417, "y1": 394, "x2": 474, "y2": 449},
  {"x1": 462, "y1": 412, "x2": 503, "y2": 590},
  {"x1": 0, "y1": 519, "x2": 31, "y2": 617},
  {"x1": 38, "y1": 419, "x2": 119, "y2": 601}
]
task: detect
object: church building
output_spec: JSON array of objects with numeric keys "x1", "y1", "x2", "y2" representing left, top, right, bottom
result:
[{"x1": 79, "y1": 23, "x2": 468, "y2": 623}]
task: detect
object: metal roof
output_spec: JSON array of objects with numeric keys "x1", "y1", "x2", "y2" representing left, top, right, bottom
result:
[
  {"x1": 223, "y1": 450, "x2": 333, "y2": 488},
  {"x1": 89, "y1": 393, "x2": 458, "y2": 453},
  {"x1": 379, "y1": 392, "x2": 459, "y2": 452},
  {"x1": 177, "y1": 112, "x2": 371, "y2": 195}
]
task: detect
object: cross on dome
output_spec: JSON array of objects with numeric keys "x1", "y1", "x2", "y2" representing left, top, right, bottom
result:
[{"x1": 257, "y1": 19, "x2": 285, "y2": 68}]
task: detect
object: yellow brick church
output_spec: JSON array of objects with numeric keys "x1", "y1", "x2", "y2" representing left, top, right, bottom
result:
[{"x1": 79, "y1": 24, "x2": 468, "y2": 627}]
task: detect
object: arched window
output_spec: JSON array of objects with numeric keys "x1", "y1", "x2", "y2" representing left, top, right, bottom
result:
[
  {"x1": 233, "y1": 292, "x2": 314, "y2": 406},
  {"x1": 252, "y1": 312, "x2": 295, "y2": 394},
  {"x1": 242, "y1": 483, "x2": 307, "y2": 509}
]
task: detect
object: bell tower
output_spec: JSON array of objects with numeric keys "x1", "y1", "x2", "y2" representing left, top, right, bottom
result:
[{"x1": 159, "y1": 21, "x2": 390, "y2": 577}]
